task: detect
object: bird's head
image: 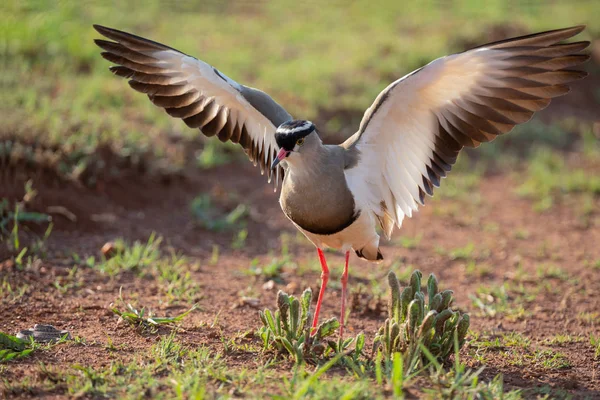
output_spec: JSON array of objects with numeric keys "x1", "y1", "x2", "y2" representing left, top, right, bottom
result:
[{"x1": 271, "y1": 120, "x2": 320, "y2": 169}]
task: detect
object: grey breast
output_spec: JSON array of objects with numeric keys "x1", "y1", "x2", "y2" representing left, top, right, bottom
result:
[{"x1": 279, "y1": 146, "x2": 360, "y2": 235}]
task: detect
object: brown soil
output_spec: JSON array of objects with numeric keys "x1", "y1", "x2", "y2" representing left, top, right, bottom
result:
[{"x1": 1, "y1": 150, "x2": 599, "y2": 398}]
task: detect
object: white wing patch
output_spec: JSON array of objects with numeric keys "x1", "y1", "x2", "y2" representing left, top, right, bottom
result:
[{"x1": 344, "y1": 26, "x2": 588, "y2": 239}]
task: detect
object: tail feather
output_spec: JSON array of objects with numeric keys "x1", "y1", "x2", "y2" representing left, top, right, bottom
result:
[{"x1": 355, "y1": 246, "x2": 384, "y2": 262}]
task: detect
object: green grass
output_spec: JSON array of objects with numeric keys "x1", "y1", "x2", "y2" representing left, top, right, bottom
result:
[
  {"x1": 111, "y1": 292, "x2": 198, "y2": 332},
  {"x1": 190, "y1": 194, "x2": 248, "y2": 232},
  {"x1": 591, "y1": 333, "x2": 600, "y2": 359},
  {"x1": 92, "y1": 233, "x2": 200, "y2": 302},
  {"x1": 0, "y1": 277, "x2": 30, "y2": 304},
  {"x1": 394, "y1": 234, "x2": 423, "y2": 250},
  {"x1": 471, "y1": 332, "x2": 572, "y2": 372},
  {"x1": 94, "y1": 234, "x2": 162, "y2": 276},
  {"x1": 469, "y1": 283, "x2": 535, "y2": 320},
  {"x1": 543, "y1": 334, "x2": 584, "y2": 346},
  {"x1": 516, "y1": 148, "x2": 600, "y2": 212},
  {"x1": 0, "y1": 333, "x2": 34, "y2": 363}
]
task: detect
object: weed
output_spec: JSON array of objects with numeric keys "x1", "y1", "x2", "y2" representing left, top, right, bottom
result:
[
  {"x1": 95, "y1": 234, "x2": 161, "y2": 276},
  {"x1": 542, "y1": 334, "x2": 584, "y2": 346},
  {"x1": 0, "y1": 277, "x2": 30, "y2": 303},
  {"x1": 209, "y1": 244, "x2": 220, "y2": 265},
  {"x1": 470, "y1": 283, "x2": 533, "y2": 320},
  {"x1": 471, "y1": 331, "x2": 531, "y2": 353},
  {"x1": 154, "y1": 251, "x2": 200, "y2": 303},
  {"x1": 94, "y1": 234, "x2": 199, "y2": 302},
  {"x1": 463, "y1": 260, "x2": 492, "y2": 278},
  {"x1": 190, "y1": 194, "x2": 248, "y2": 232},
  {"x1": 516, "y1": 148, "x2": 600, "y2": 212},
  {"x1": 449, "y1": 243, "x2": 476, "y2": 261},
  {"x1": 0, "y1": 181, "x2": 52, "y2": 256},
  {"x1": 533, "y1": 349, "x2": 571, "y2": 370},
  {"x1": 0, "y1": 333, "x2": 34, "y2": 363},
  {"x1": 577, "y1": 311, "x2": 599, "y2": 325},
  {"x1": 395, "y1": 234, "x2": 423, "y2": 249},
  {"x1": 258, "y1": 289, "x2": 358, "y2": 363},
  {"x1": 590, "y1": 333, "x2": 600, "y2": 359},
  {"x1": 104, "y1": 335, "x2": 126, "y2": 352},
  {"x1": 53, "y1": 266, "x2": 82, "y2": 294},
  {"x1": 232, "y1": 228, "x2": 248, "y2": 249},
  {"x1": 373, "y1": 271, "x2": 469, "y2": 366},
  {"x1": 536, "y1": 264, "x2": 569, "y2": 281},
  {"x1": 514, "y1": 228, "x2": 530, "y2": 240},
  {"x1": 195, "y1": 139, "x2": 236, "y2": 169},
  {"x1": 246, "y1": 256, "x2": 290, "y2": 280},
  {"x1": 111, "y1": 290, "x2": 197, "y2": 332}
]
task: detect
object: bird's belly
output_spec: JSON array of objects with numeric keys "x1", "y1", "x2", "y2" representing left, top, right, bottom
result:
[
  {"x1": 293, "y1": 208, "x2": 378, "y2": 252},
  {"x1": 279, "y1": 182, "x2": 358, "y2": 236}
]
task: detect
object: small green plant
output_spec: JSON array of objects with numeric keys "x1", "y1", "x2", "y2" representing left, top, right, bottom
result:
[
  {"x1": 448, "y1": 242, "x2": 476, "y2": 261},
  {"x1": 590, "y1": 333, "x2": 600, "y2": 359},
  {"x1": 245, "y1": 256, "x2": 289, "y2": 280},
  {"x1": 190, "y1": 194, "x2": 247, "y2": 232},
  {"x1": 0, "y1": 181, "x2": 52, "y2": 255},
  {"x1": 111, "y1": 291, "x2": 197, "y2": 332},
  {"x1": 1, "y1": 277, "x2": 30, "y2": 303},
  {"x1": 395, "y1": 234, "x2": 422, "y2": 249},
  {"x1": 258, "y1": 289, "x2": 356, "y2": 363},
  {"x1": 96, "y1": 234, "x2": 161, "y2": 276},
  {"x1": 0, "y1": 332, "x2": 34, "y2": 363},
  {"x1": 423, "y1": 341, "x2": 522, "y2": 400},
  {"x1": 373, "y1": 270, "x2": 469, "y2": 365}
]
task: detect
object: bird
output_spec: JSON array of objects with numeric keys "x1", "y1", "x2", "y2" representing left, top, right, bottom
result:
[{"x1": 93, "y1": 24, "x2": 589, "y2": 337}]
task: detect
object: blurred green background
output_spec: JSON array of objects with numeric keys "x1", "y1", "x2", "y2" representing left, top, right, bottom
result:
[{"x1": 2, "y1": 0, "x2": 599, "y2": 171}]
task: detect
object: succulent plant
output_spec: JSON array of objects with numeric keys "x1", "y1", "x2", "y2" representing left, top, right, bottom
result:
[
  {"x1": 259, "y1": 289, "x2": 358, "y2": 363},
  {"x1": 373, "y1": 270, "x2": 470, "y2": 365}
]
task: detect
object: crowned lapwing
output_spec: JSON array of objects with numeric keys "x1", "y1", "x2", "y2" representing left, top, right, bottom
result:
[{"x1": 94, "y1": 25, "x2": 589, "y2": 337}]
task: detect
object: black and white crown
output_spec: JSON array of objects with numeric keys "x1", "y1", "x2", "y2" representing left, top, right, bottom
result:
[
  {"x1": 276, "y1": 120, "x2": 315, "y2": 135},
  {"x1": 274, "y1": 120, "x2": 316, "y2": 150}
]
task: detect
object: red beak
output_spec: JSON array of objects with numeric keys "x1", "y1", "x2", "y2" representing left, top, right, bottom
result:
[{"x1": 271, "y1": 148, "x2": 290, "y2": 169}]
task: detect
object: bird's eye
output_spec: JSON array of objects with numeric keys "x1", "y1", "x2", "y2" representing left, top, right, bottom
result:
[{"x1": 297, "y1": 138, "x2": 305, "y2": 146}]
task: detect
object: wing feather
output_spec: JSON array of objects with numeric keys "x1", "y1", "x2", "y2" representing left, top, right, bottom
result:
[
  {"x1": 343, "y1": 26, "x2": 589, "y2": 238},
  {"x1": 94, "y1": 25, "x2": 292, "y2": 187}
]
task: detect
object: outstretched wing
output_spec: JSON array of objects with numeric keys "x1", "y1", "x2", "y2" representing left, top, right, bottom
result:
[
  {"x1": 343, "y1": 26, "x2": 589, "y2": 238},
  {"x1": 93, "y1": 25, "x2": 292, "y2": 188}
]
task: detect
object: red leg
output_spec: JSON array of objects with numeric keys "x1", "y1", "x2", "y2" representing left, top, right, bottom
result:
[
  {"x1": 339, "y1": 251, "x2": 350, "y2": 338},
  {"x1": 312, "y1": 248, "x2": 329, "y2": 334}
]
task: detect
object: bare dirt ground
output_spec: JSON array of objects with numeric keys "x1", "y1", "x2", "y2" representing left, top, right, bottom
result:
[{"x1": 1, "y1": 148, "x2": 599, "y2": 398}]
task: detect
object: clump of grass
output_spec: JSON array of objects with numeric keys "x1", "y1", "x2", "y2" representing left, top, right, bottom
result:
[
  {"x1": 373, "y1": 270, "x2": 469, "y2": 365},
  {"x1": 590, "y1": 334, "x2": 600, "y2": 359},
  {"x1": 111, "y1": 291, "x2": 197, "y2": 333},
  {"x1": 0, "y1": 180, "x2": 52, "y2": 256},
  {"x1": 394, "y1": 234, "x2": 422, "y2": 249},
  {"x1": 95, "y1": 234, "x2": 200, "y2": 302},
  {"x1": 245, "y1": 256, "x2": 289, "y2": 280},
  {"x1": 0, "y1": 277, "x2": 30, "y2": 304},
  {"x1": 195, "y1": 140, "x2": 238, "y2": 169},
  {"x1": 95, "y1": 234, "x2": 161, "y2": 276},
  {"x1": 469, "y1": 283, "x2": 534, "y2": 320},
  {"x1": 190, "y1": 194, "x2": 248, "y2": 232},
  {"x1": 516, "y1": 148, "x2": 600, "y2": 212},
  {"x1": 423, "y1": 345, "x2": 523, "y2": 400},
  {"x1": 258, "y1": 289, "x2": 362, "y2": 363}
]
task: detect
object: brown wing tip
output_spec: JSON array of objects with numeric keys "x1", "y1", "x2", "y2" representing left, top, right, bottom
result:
[
  {"x1": 565, "y1": 25, "x2": 586, "y2": 35},
  {"x1": 542, "y1": 25, "x2": 586, "y2": 37},
  {"x1": 93, "y1": 24, "x2": 115, "y2": 36}
]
